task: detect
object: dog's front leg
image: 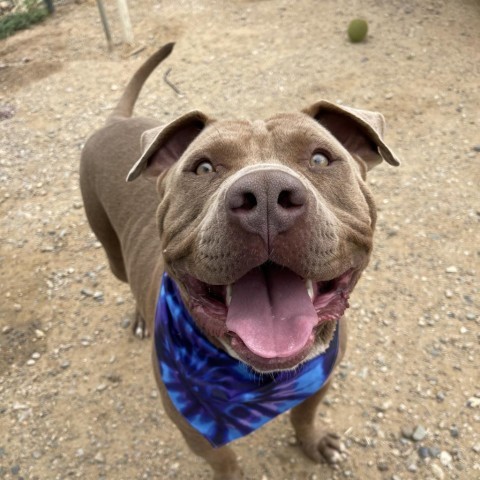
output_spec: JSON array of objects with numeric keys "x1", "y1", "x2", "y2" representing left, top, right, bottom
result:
[
  {"x1": 154, "y1": 359, "x2": 242, "y2": 479},
  {"x1": 181, "y1": 428, "x2": 241, "y2": 480},
  {"x1": 290, "y1": 381, "x2": 345, "y2": 465}
]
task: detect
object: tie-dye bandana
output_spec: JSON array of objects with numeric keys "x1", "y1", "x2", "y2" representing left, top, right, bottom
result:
[{"x1": 155, "y1": 273, "x2": 339, "y2": 447}]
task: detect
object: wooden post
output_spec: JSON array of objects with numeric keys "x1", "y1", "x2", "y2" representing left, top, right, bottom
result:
[
  {"x1": 116, "y1": 0, "x2": 134, "y2": 45},
  {"x1": 43, "y1": 0, "x2": 55, "y2": 14},
  {"x1": 95, "y1": 0, "x2": 113, "y2": 51}
]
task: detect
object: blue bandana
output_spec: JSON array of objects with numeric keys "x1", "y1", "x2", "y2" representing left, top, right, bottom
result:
[{"x1": 155, "y1": 273, "x2": 339, "y2": 447}]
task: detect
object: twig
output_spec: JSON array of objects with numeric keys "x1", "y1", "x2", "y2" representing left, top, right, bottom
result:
[
  {"x1": 163, "y1": 68, "x2": 182, "y2": 96},
  {"x1": 128, "y1": 45, "x2": 146, "y2": 57},
  {"x1": 95, "y1": 0, "x2": 113, "y2": 51},
  {"x1": 116, "y1": 0, "x2": 134, "y2": 45}
]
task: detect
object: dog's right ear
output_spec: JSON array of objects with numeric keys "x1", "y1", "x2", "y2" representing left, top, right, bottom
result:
[
  {"x1": 303, "y1": 101, "x2": 400, "y2": 172},
  {"x1": 126, "y1": 111, "x2": 210, "y2": 181}
]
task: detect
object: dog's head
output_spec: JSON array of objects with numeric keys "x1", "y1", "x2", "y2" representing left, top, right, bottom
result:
[{"x1": 127, "y1": 102, "x2": 400, "y2": 372}]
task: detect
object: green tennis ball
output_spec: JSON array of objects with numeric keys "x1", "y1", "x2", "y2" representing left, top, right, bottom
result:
[{"x1": 348, "y1": 19, "x2": 368, "y2": 43}]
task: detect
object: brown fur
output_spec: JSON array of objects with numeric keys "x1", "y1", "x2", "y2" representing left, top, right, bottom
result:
[{"x1": 80, "y1": 43, "x2": 399, "y2": 479}]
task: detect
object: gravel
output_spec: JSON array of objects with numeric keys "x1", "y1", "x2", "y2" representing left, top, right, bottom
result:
[{"x1": 412, "y1": 425, "x2": 427, "y2": 442}]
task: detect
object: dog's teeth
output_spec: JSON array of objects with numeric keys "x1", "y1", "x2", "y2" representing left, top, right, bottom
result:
[
  {"x1": 226, "y1": 284, "x2": 232, "y2": 307},
  {"x1": 306, "y1": 279, "x2": 314, "y2": 300}
]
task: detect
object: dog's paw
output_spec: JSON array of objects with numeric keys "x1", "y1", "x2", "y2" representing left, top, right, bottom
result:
[
  {"x1": 132, "y1": 309, "x2": 149, "y2": 339},
  {"x1": 298, "y1": 430, "x2": 346, "y2": 465}
]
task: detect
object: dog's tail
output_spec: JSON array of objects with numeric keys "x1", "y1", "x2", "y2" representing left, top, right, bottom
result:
[{"x1": 107, "y1": 42, "x2": 175, "y2": 124}]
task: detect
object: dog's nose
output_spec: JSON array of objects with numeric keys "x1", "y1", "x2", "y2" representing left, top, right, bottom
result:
[{"x1": 226, "y1": 170, "x2": 307, "y2": 246}]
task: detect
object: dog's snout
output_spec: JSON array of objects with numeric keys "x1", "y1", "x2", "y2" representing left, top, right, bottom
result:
[{"x1": 226, "y1": 170, "x2": 307, "y2": 246}]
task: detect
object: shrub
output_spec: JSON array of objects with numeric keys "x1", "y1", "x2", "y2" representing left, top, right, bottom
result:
[{"x1": 0, "y1": 1, "x2": 49, "y2": 40}]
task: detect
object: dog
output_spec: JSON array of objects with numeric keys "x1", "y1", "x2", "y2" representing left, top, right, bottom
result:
[{"x1": 80, "y1": 43, "x2": 400, "y2": 479}]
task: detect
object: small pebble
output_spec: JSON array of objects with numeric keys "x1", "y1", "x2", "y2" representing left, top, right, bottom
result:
[
  {"x1": 418, "y1": 447, "x2": 430, "y2": 459},
  {"x1": 11, "y1": 465, "x2": 20, "y2": 475},
  {"x1": 376, "y1": 400, "x2": 392, "y2": 412},
  {"x1": 445, "y1": 266, "x2": 458, "y2": 273},
  {"x1": 34, "y1": 329, "x2": 45, "y2": 339},
  {"x1": 412, "y1": 425, "x2": 427, "y2": 442},
  {"x1": 431, "y1": 463, "x2": 445, "y2": 479},
  {"x1": 450, "y1": 426, "x2": 459, "y2": 438},
  {"x1": 106, "y1": 373, "x2": 121, "y2": 383},
  {"x1": 377, "y1": 460, "x2": 389, "y2": 471},
  {"x1": 407, "y1": 463, "x2": 417, "y2": 472},
  {"x1": 429, "y1": 447, "x2": 441, "y2": 458},
  {"x1": 2, "y1": 326, "x2": 12, "y2": 334},
  {"x1": 26, "y1": 359, "x2": 36, "y2": 366},
  {"x1": 467, "y1": 397, "x2": 480, "y2": 408},
  {"x1": 93, "y1": 291, "x2": 104, "y2": 301},
  {"x1": 94, "y1": 452, "x2": 105, "y2": 463},
  {"x1": 121, "y1": 317, "x2": 131, "y2": 329},
  {"x1": 439, "y1": 451, "x2": 452, "y2": 466}
]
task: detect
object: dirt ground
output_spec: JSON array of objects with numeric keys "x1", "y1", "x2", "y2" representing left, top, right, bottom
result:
[{"x1": 0, "y1": 0, "x2": 479, "y2": 479}]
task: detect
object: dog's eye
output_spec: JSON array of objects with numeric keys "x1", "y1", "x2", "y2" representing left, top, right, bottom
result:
[
  {"x1": 195, "y1": 160, "x2": 215, "y2": 175},
  {"x1": 310, "y1": 152, "x2": 330, "y2": 167}
]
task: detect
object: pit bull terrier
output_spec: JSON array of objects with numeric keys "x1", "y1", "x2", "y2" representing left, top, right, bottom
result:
[{"x1": 80, "y1": 43, "x2": 400, "y2": 479}]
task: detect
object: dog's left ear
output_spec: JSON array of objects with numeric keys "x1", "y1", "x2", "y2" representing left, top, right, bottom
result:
[
  {"x1": 303, "y1": 101, "x2": 400, "y2": 172},
  {"x1": 126, "y1": 111, "x2": 211, "y2": 181}
]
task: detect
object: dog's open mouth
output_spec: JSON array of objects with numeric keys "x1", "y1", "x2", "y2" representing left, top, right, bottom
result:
[{"x1": 185, "y1": 262, "x2": 356, "y2": 370}]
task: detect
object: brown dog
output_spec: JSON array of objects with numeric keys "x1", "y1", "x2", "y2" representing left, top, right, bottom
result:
[{"x1": 80, "y1": 43, "x2": 399, "y2": 479}]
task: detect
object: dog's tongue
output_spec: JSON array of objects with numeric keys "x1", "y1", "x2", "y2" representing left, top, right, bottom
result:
[{"x1": 226, "y1": 265, "x2": 318, "y2": 359}]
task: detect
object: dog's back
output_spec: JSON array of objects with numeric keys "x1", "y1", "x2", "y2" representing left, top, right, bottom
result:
[{"x1": 79, "y1": 45, "x2": 175, "y2": 326}]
